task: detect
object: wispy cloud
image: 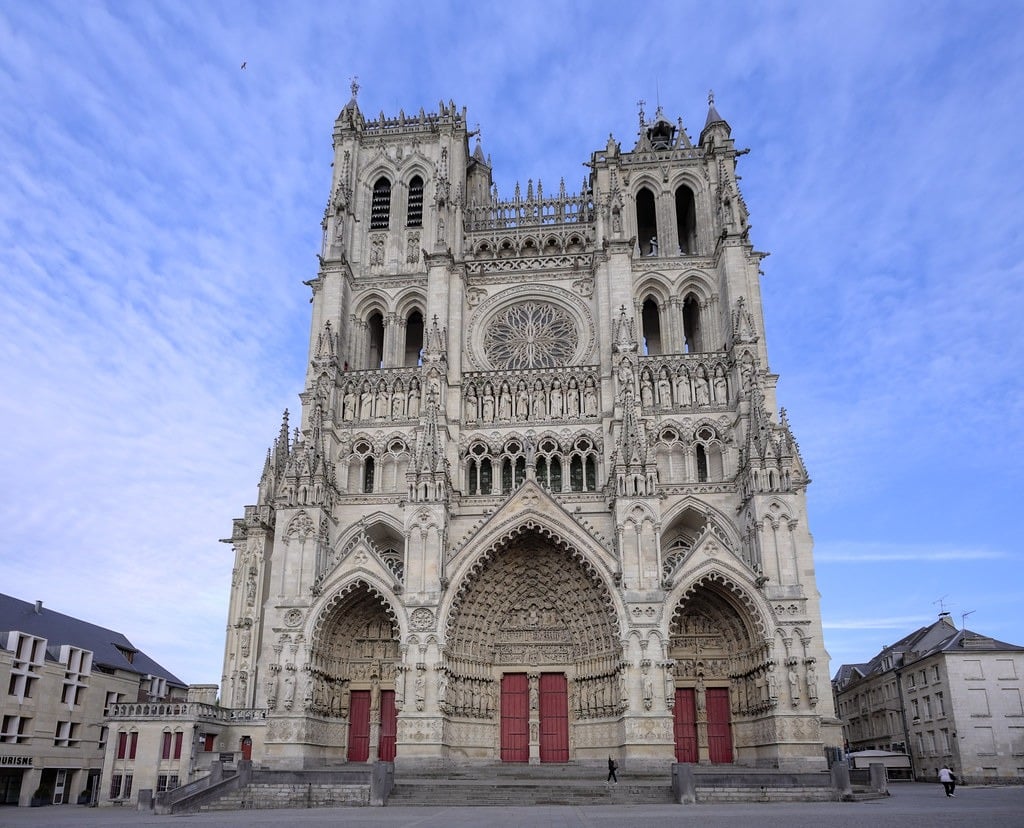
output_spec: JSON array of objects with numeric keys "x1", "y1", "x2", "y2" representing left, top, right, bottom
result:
[
  {"x1": 1, "y1": 1, "x2": 1023, "y2": 685},
  {"x1": 823, "y1": 616, "x2": 933, "y2": 631},
  {"x1": 817, "y1": 543, "x2": 1009, "y2": 563}
]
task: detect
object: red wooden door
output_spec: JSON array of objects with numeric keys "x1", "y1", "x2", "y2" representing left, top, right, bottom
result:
[
  {"x1": 673, "y1": 688, "x2": 698, "y2": 762},
  {"x1": 378, "y1": 690, "x2": 397, "y2": 761},
  {"x1": 347, "y1": 690, "x2": 371, "y2": 762},
  {"x1": 706, "y1": 687, "x2": 733, "y2": 763},
  {"x1": 539, "y1": 673, "x2": 568, "y2": 763},
  {"x1": 500, "y1": 673, "x2": 529, "y2": 762}
]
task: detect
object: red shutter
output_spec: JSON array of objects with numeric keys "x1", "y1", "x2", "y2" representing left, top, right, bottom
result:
[
  {"x1": 706, "y1": 688, "x2": 733, "y2": 764},
  {"x1": 538, "y1": 673, "x2": 568, "y2": 763},
  {"x1": 173, "y1": 731, "x2": 183, "y2": 760},
  {"x1": 129, "y1": 732, "x2": 138, "y2": 759},
  {"x1": 673, "y1": 689, "x2": 698, "y2": 762},
  {"x1": 116, "y1": 732, "x2": 127, "y2": 760},
  {"x1": 203, "y1": 733, "x2": 215, "y2": 752},
  {"x1": 500, "y1": 673, "x2": 529, "y2": 762},
  {"x1": 378, "y1": 690, "x2": 397, "y2": 761},
  {"x1": 161, "y1": 732, "x2": 171, "y2": 760},
  {"x1": 347, "y1": 690, "x2": 371, "y2": 762}
]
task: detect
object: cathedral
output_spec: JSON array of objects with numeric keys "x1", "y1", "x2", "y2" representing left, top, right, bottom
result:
[{"x1": 221, "y1": 85, "x2": 841, "y2": 771}]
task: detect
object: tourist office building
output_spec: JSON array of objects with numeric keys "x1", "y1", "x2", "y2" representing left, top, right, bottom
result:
[{"x1": 102, "y1": 89, "x2": 842, "y2": 802}]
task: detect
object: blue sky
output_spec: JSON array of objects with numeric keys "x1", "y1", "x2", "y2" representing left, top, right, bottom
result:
[{"x1": 1, "y1": 1, "x2": 1021, "y2": 686}]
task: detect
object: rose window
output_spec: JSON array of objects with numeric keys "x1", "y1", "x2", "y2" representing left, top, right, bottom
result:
[{"x1": 483, "y1": 302, "x2": 579, "y2": 370}]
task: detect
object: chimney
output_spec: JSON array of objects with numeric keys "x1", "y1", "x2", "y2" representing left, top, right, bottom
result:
[{"x1": 34, "y1": 600, "x2": 43, "y2": 614}]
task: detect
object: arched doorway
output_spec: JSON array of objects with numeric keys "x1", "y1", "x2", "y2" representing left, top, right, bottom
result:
[
  {"x1": 309, "y1": 582, "x2": 400, "y2": 762},
  {"x1": 668, "y1": 577, "x2": 767, "y2": 764},
  {"x1": 444, "y1": 529, "x2": 621, "y2": 762}
]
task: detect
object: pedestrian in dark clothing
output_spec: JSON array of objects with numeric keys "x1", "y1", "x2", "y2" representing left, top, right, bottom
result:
[{"x1": 607, "y1": 756, "x2": 618, "y2": 783}]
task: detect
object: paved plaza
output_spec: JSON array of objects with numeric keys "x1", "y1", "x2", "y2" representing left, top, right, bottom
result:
[{"x1": 0, "y1": 784, "x2": 1022, "y2": 828}]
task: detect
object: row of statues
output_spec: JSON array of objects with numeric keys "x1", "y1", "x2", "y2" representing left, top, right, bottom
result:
[
  {"x1": 334, "y1": 360, "x2": 730, "y2": 425},
  {"x1": 341, "y1": 378, "x2": 422, "y2": 421},
  {"x1": 631, "y1": 361, "x2": 730, "y2": 409},
  {"x1": 464, "y1": 374, "x2": 600, "y2": 423}
]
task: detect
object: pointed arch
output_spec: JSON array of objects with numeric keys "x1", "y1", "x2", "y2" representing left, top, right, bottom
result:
[{"x1": 370, "y1": 175, "x2": 392, "y2": 230}]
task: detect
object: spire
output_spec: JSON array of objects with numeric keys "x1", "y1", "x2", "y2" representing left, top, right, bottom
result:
[
  {"x1": 704, "y1": 89, "x2": 725, "y2": 128},
  {"x1": 701, "y1": 89, "x2": 732, "y2": 146},
  {"x1": 613, "y1": 388, "x2": 657, "y2": 498},
  {"x1": 409, "y1": 389, "x2": 449, "y2": 502}
]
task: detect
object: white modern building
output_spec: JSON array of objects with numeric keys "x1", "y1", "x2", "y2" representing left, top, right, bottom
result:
[{"x1": 833, "y1": 614, "x2": 1024, "y2": 782}]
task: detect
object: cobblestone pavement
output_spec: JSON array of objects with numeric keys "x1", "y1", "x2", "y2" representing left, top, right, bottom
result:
[{"x1": 1, "y1": 784, "x2": 1022, "y2": 828}]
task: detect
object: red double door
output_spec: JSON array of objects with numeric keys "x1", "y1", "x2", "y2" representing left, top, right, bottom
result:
[
  {"x1": 673, "y1": 687, "x2": 733, "y2": 763},
  {"x1": 347, "y1": 689, "x2": 398, "y2": 762},
  {"x1": 500, "y1": 673, "x2": 568, "y2": 762}
]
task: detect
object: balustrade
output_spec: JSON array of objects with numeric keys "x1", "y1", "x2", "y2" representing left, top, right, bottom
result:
[
  {"x1": 465, "y1": 184, "x2": 594, "y2": 231},
  {"x1": 107, "y1": 701, "x2": 267, "y2": 721}
]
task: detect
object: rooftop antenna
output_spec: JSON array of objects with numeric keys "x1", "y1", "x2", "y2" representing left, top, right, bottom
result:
[
  {"x1": 933, "y1": 595, "x2": 950, "y2": 616},
  {"x1": 960, "y1": 609, "x2": 975, "y2": 630}
]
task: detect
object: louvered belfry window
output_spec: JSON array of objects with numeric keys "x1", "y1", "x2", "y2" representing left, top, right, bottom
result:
[
  {"x1": 407, "y1": 175, "x2": 424, "y2": 227},
  {"x1": 370, "y1": 177, "x2": 391, "y2": 229}
]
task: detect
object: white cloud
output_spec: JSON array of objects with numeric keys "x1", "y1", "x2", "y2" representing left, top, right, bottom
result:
[{"x1": 817, "y1": 543, "x2": 1008, "y2": 563}]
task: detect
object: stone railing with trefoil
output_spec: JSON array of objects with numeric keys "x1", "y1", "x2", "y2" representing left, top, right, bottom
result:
[
  {"x1": 464, "y1": 180, "x2": 595, "y2": 231},
  {"x1": 107, "y1": 701, "x2": 267, "y2": 722}
]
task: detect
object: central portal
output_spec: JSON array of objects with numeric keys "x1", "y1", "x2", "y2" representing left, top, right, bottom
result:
[
  {"x1": 500, "y1": 672, "x2": 568, "y2": 762},
  {"x1": 445, "y1": 529, "x2": 622, "y2": 762}
]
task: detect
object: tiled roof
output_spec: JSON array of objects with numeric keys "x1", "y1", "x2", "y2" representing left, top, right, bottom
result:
[
  {"x1": 833, "y1": 615, "x2": 1024, "y2": 685},
  {"x1": 0, "y1": 592, "x2": 185, "y2": 687}
]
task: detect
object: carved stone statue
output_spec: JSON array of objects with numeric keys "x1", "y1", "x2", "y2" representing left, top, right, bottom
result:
[
  {"x1": 566, "y1": 377, "x2": 581, "y2": 416},
  {"x1": 657, "y1": 368, "x2": 672, "y2": 407},
  {"x1": 481, "y1": 383, "x2": 495, "y2": 422},
  {"x1": 583, "y1": 377, "x2": 598, "y2": 415},
  {"x1": 464, "y1": 385, "x2": 479, "y2": 422},
  {"x1": 498, "y1": 381, "x2": 513, "y2": 419}
]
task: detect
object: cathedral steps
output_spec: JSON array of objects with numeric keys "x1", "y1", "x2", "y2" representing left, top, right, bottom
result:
[{"x1": 386, "y1": 765, "x2": 674, "y2": 806}]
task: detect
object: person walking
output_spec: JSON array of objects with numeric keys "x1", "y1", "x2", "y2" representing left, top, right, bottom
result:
[
  {"x1": 607, "y1": 755, "x2": 618, "y2": 784},
  {"x1": 938, "y1": 765, "x2": 957, "y2": 797}
]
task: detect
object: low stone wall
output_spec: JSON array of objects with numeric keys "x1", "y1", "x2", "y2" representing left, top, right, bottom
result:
[
  {"x1": 202, "y1": 782, "x2": 369, "y2": 810},
  {"x1": 671, "y1": 763, "x2": 882, "y2": 804}
]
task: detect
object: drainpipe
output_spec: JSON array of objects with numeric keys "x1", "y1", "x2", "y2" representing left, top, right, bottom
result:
[{"x1": 894, "y1": 665, "x2": 916, "y2": 780}]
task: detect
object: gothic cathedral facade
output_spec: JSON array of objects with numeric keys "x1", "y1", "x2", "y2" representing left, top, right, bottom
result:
[{"x1": 222, "y1": 87, "x2": 841, "y2": 770}]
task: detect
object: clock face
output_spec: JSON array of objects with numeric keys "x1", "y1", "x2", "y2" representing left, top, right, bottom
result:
[{"x1": 482, "y1": 301, "x2": 579, "y2": 371}]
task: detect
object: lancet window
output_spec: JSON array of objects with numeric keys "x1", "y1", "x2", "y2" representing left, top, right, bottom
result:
[
  {"x1": 675, "y1": 184, "x2": 697, "y2": 254},
  {"x1": 682, "y1": 294, "x2": 703, "y2": 353},
  {"x1": 466, "y1": 442, "x2": 494, "y2": 495},
  {"x1": 404, "y1": 309, "x2": 424, "y2": 367},
  {"x1": 366, "y1": 312, "x2": 385, "y2": 369},
  {"x1": 636, "y1": 187, "x2": 658, "y2": 256},
  {"x1": 694, "y1": 425, "x2": 724, "y2": 483},
  {"x1": 347, "y1": 438, "x2": 410, "y2": 494},
  {"x1": 641, "y1": 297, "x2": 663, "y2": 355},
  {"x1": 370, "y1": 176, "x2": 392, "y2": 229},
  {"x1": 406, "y1": 175, "x2": 423, "y2": 227},
  {"x1": 462, "y1": 435, "x2": 599, "y2": 495}
]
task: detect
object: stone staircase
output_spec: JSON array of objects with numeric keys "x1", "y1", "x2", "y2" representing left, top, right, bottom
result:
[{"x1": 386, "y1": 763, "x2": 675, "y2": 806}]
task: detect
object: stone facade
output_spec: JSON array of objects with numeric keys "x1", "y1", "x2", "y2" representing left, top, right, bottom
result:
[
  {"x1": 222, "y1": 86, "x2": 841, "y2": 771},
  {"x1": 833, "y1": 615, "x2": 1024, "y2": 782}
]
